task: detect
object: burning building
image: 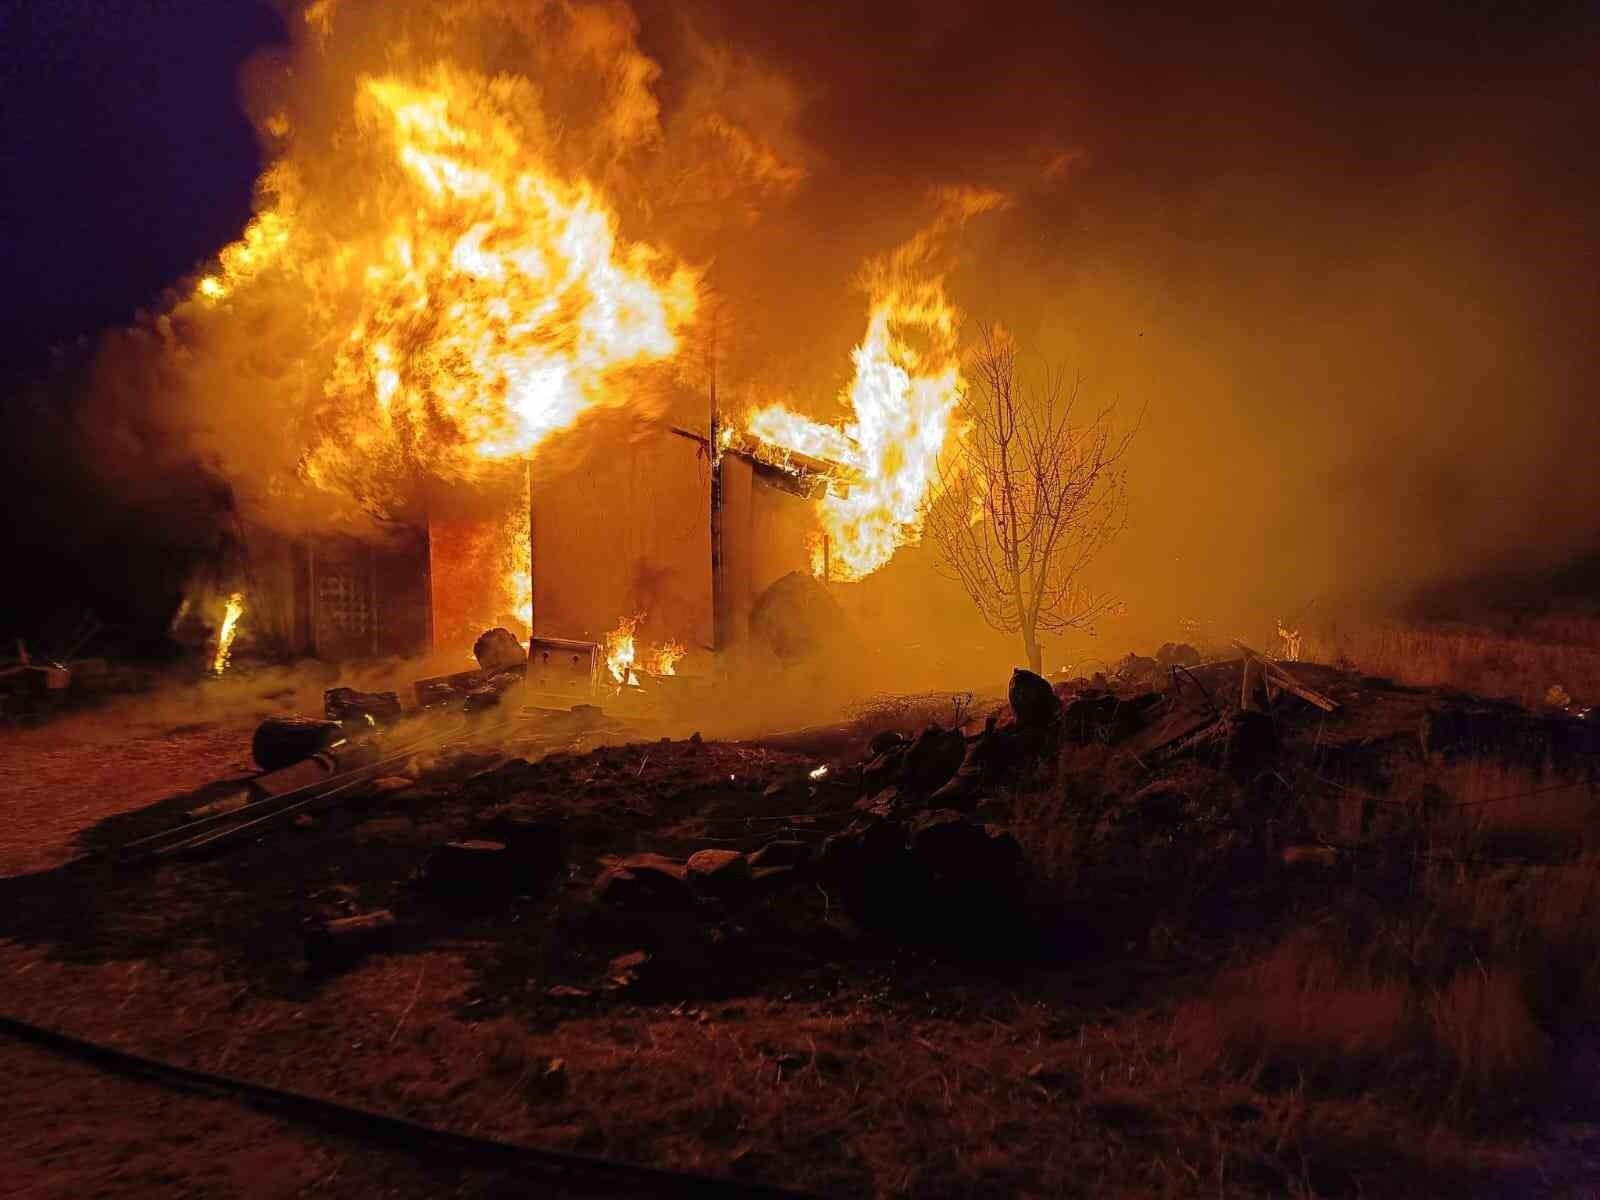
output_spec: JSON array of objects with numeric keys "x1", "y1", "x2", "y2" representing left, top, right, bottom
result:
[{"x1": 129, "y1": 2, "x2": 993, "y2": 675}]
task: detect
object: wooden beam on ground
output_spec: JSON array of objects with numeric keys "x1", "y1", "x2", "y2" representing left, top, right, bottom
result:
[{"x1": 1230, "y1": 641, "x2": 1340, "y2": 712}]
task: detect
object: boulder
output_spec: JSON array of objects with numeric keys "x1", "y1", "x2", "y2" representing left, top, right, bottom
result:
[
  {"x1": 473, "y1": 627, "x2": 528, "y2": 672},
  {"x1": 1008, "y1": 669, "x2": 1061, "y2": 733},
  {"x1": 749, "y1": 571, "x2": 852, "y2": 661},
  {"x1": 901, "y1": 725, "x2": 967, "y2": 796}
]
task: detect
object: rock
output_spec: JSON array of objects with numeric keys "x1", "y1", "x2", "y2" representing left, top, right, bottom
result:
[
  {"x1": 901, "y1": 725, "x2": 967, "y2": 796},
  {"x1": 927, "y1": 765, "x2": 983, "y2": 812},
  {"x1": 303, "y1": 909, "x2": 397, "y2": 974},
  {"x1": 1112, "y1": 653, "x2": 1163, "y2": 686},
  {"x1": 854, "y1": 787, "x2": 903, "y2": 818},
  {"x1": 485, "y1": 814, "x2": 567, "y2": 883},
  {"x1": 868, "y1": 729, "x2": 908, "y2": 756},
  {"x1": 748, "y1": 840, "x2": 813, "y2": 869},
  {"x1": 251, "y1": 716, "x2": 342, "y2": 772},
  {"x1": 749, "y1": 571, "x2": 853, "y2": 661},
  {"x1": 474, "y1": 627, "x2": 528, "y2": 672},
  {"x1": 1155, "y1": 642, "x2": 1202, "y2": 668},
  {"x1": 595, "y1": 855, "x2": 695, "y2": 911},
  {"x1": 686, "y1": 849, "x2": 750, "y2": 887},
  {"x1": 1282, "y1": 845, "x2": 1342, "y2": 871},
  {"x1": 1008, "y1": 669, "x2": 1061, "y2": 732},
  {"x1": 750, "y1": 865, "x2": 800, "y2": 889},
  {"x1": 323, "y1": 687, "x2": 403, "y2": 726},
  {"x1": 907, "y1": 810, "x2": 1024, "y2": 890},
  {"x1": 1125, "y1": 780, "x2": 1188, "y2": 826},
  {"x1": 859, "y1": 747, "x2": 907, "y2": 793},
  {"x1": 421, "y1": 840, "x2": 518, "y2": 907}
]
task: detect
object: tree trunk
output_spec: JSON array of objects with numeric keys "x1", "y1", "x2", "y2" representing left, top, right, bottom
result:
[{"x1": 1021, "y1": 625, "x2": 1043, "y2": 675}]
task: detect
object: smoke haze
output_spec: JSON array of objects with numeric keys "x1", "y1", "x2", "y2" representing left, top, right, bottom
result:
[{"x1": 1, "y1": 0, "x2": 1595, "y2": 661}]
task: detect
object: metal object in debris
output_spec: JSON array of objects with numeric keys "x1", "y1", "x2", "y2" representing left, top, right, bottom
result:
[{"x1": 525, "y1": 637, "x2": 600, "y2": 699}]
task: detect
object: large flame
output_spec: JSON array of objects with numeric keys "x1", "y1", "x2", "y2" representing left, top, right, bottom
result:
[
  {"x1": 605, "y1": 614, "x2": 641, "y2": 686},
  {"x1": 194, "y1": 62, "x2": 698, "y2": 512},
  {"x1": 212, "y1": 592, "x2": 246, "y2": 675},
  {"x1": 604, "y1": 615, "x2": 685, "y2": 684},
  {"x1": 743, "y1": 190, "x2": 1004, "y2": 580}
]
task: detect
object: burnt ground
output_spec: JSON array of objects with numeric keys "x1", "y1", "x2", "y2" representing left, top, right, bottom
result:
[{"x1": 1, "y1": 662, "x2": 1597, "y2": 1197}]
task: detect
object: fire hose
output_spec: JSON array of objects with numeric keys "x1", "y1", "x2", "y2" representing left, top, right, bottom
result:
[{"x1": 0, "y1": 1012, "x2": 810, "y2": 1198}]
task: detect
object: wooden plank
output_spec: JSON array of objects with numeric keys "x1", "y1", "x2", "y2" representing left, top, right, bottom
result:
[{"x1": 1230, "y1": 641, "x2": 1340, "y2": 712}]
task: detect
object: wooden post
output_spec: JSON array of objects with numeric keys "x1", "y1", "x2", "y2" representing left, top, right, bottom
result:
[
  {"x1": 708, "y1": 311, "x2": 726, "y2": 652},
  {"x1": 822, "y1": 534, "x2": 831, "y2": 584}
]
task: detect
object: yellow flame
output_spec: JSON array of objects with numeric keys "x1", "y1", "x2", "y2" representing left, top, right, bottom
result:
[
  {"x1": 648, "y1": 640, "x2": 686, "y2": 676},
  {"x1": 743, "y1": 190, "x2": 1003, "y2": 580},
  {"x1": 212, "y1": 592, "x2": 246, "y2": 675},
  {"x1": 605, "y1": 614, "x2": 641, "y2": 686},
  {"x1": 192, "y1": 64, "x2": 697, "y2": 509}
]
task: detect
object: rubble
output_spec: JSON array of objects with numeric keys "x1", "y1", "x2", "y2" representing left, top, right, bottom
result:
[
  {"x1": 250, "y1": 715, "x2": 342, "y2": 771},
  {"x1": 473, "y1": 626, "x2": 528, "y2": 672},
  {"x1": 324, "y1": 687, "x2": 403, "y2": 726}
]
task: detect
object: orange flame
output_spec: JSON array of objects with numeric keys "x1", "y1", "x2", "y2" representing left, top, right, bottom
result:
[
  {"x1": 743, "y1": 189, "x2": 1004, "y2": 580},
  {"x1": 647, "y1": 640, "x2": 686, "y2": 676},
  {"x1": 604, "y1": 614, "x2": 641, "y2": 686},
  {"x1": 212, "y1": 592, "x2": 246, "y2": 675},
  {"x1": 194, "y1": 64, "x2": 698, "y2": 512}
]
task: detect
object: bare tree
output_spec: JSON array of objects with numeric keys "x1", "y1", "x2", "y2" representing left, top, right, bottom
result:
[{"x1": 924, "y1": 326, "x2": 1137, "y2": 675}]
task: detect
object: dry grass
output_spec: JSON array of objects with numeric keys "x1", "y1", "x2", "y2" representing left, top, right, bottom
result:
[{"x1": 1306, "y1": 622, "x2": 1600, "y2": 708}]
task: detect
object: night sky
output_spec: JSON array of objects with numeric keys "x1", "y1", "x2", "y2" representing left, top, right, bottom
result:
[{"x1": 0, "y1": 0, "x2": 1595, "y2": 644}]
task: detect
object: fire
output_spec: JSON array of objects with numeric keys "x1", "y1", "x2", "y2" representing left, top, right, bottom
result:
[
  {"x1": 743, "y1": 189, "x2": 1004, "y2": 580},
  {"x1": 192, "y1": 61, "x2": 698, "y2": 512},
  {"x1": 605, "y1": 614, "x2": 641, "y2": 686},
  {"x1": 648, "y1": 640, "x2": 686, "y2": 676},
  {"x1": 604, "y1": 616, "x2": 686, "y2": 685},
  {"x1": 212, "y1": 592, "x2": 246, "y2": 675}
]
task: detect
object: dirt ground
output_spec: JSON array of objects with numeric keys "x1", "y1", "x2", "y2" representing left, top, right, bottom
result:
[{"x1": 0, "y1": 667, "x2": 1591, "y2": 1197}]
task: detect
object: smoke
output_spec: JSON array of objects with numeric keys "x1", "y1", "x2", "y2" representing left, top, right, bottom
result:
[{"x1": 38, "y1": 0, "x2": 1600, "y2": 666}]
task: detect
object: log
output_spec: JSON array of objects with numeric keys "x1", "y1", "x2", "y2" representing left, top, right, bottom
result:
[{"x1": 251, "y1": 716, "x2": 342, "y2": 771}]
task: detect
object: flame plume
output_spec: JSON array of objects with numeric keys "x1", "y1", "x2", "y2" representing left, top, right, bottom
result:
[
  {"x1": 212, "y1": 592, "x2": 246, "y2": 675},
  {"x1": 605, "y1": 614, "x2": 641, "y2": 686},
  {"x1": 744, "y1": 189, "x2": 1005, "y2": 580}
]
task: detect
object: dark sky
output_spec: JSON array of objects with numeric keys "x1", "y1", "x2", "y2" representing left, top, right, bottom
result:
[{"x1": 0, "y1": 0, "x2": 287, "y2": 372}]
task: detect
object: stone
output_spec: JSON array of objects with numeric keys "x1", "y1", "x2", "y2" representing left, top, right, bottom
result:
[
  {"x1": 1008, "y1": 669, "x2": 1060, "y2": 732},
  {"x1": 907, "y1": 810, "x2": 1024, "y2": 889},
  {"x1": 748, "y1": 839, "x2": 813, "y2": 869},
  {"x1": 686, "y1": 849, "x2": 750, "y2": 886},
  {"x1": 473, "y1": 627, "x2": 528, "y2": 672},
  {"x1": 868, "y1": 729, "x2": 908, "y2": 756},
  {"x1": 595, "y1": 856, "x2": 695, "y2": 912},
  {"x1": 749, "y1": 571, "x2": 853, "y2": 661},
  {"x1": 421, "y1": 840, "x2": 519, "y2": 908},
  {"x1": 901, "y1": 725, "x2": 967, "y2": 796}
]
